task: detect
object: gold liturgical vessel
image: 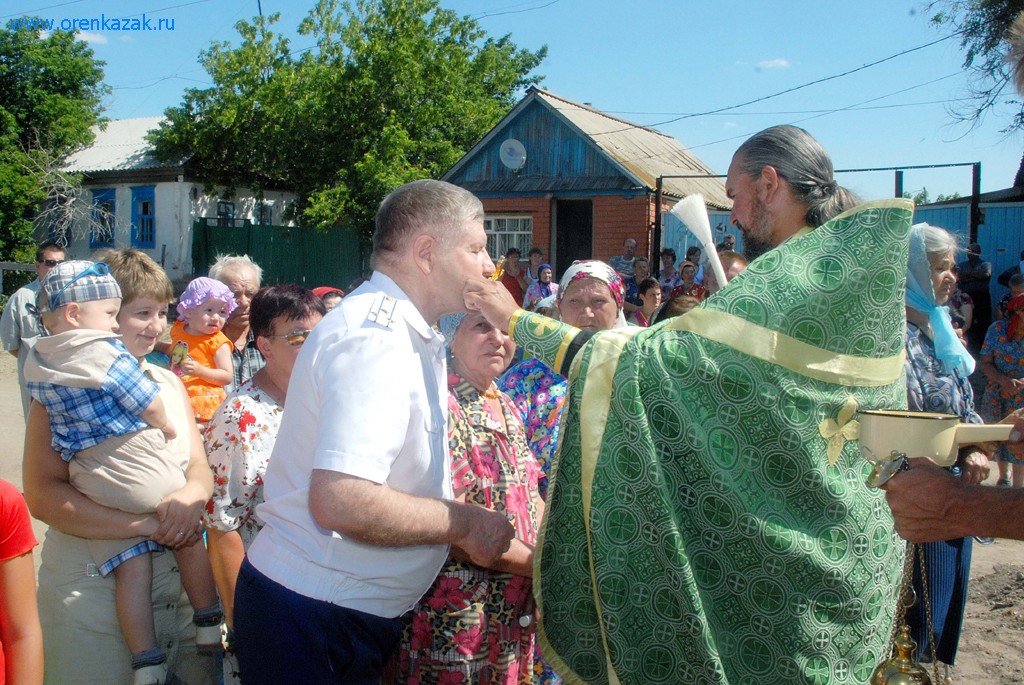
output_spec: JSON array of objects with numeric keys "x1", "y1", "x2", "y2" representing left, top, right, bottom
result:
[{"x1": 870, "y1": 542, "x2": 945, "y2": 685}]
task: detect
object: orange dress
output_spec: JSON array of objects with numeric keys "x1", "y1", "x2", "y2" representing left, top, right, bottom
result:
[{"x1": 169, "y1": 320, "x2": 233, "y2": 421}]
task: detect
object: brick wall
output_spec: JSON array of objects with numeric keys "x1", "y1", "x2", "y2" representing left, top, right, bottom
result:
[
  {"x1": 481, "y1": 196, "x2": 553, "y2": 256},
  {"x1": 481, "y1": 193, "x2": 656, "y2": 264}
]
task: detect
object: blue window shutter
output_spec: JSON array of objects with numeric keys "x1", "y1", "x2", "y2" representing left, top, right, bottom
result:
[
  {"x1": 131, "y1": 186, "x2": 156, "y2": 248},
  {"x1": 90, "y1": 188, "x2": 116, "y2": 248}
]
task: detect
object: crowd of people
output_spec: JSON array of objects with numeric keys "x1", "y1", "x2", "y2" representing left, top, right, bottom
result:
[{"x1": 0, "y1": 124, "x2": 1023, "y2": 685}]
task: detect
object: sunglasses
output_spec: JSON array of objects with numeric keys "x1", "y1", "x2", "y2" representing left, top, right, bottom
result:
[
  {"x1": 41, "y1": 258, "x2": 65, "y2": 267},
  {"x1": 265, "y1": 329, "x2": 312, "y2": 346},
  {"x1": 48, "y1": 262, "x2": 111, "y2": 311}
]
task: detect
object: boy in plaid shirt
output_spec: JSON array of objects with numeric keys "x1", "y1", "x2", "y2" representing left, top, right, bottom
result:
[{"x1": 24, "y1": 260, "x2": 222, "y2": 685}]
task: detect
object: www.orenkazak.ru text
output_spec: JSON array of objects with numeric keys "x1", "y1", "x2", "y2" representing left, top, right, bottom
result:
[{"x1": 7, "y1": 14, "x2": 175, "y2": 32}]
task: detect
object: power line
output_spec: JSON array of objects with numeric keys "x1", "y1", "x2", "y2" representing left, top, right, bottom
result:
[
  {"x1": 0, "y1": 0, "x2": 86, "y2": 21},
  {"x1": 472, "y1": 0, "x2": 560, "y2": 20},
  {"x1": 592, "y1": 32, "x2": 963, "y2": 136}
]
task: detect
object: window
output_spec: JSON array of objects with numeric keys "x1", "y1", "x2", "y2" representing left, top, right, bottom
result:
[
  {"x1": 130, "y1": 186, "x2": 155, "y2": 248},
  {"x1": 217, "y1": 201, "x2": 236, "y2": 227},
  {"x1": 255, "y1": 201, "x2": 273, "y2": 226},
  {"x1": 90, "y1": 188, "x2": 115, "y2": 248},
  {"x1": 483, "y1": 215, "x2": 533, "y2": 262}
]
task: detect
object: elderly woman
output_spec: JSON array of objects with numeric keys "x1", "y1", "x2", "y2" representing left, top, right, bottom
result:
[
  {"x1": 204, "y1": 285, "x2": 326, "y2": 684},
  {"x1": 391, "y1": 311, "x2": 542, "y2": 683},
  {"x1": 499, "y1": 260, "x2": 627, "y2": 497},
  {"x1": 979, "y1": 291, "x2": 1024, "y2": 486},
  {"x1": 904, "y1": 223, "x2": 989, "y2": 671},
  {"x1": 522, "y1": 263, "x2": 557, "y2": 311},
  {"x1": 24, "y1": 248, "x2": 216, "y2": 685}
]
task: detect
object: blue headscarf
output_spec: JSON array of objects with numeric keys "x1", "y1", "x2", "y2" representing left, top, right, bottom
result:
[
  {"x1": 536, "y1": 263, "x2": 553, "y2": 299},
  {"x1": 906, "y1": 223, "x2": 975, "y2": 378}
]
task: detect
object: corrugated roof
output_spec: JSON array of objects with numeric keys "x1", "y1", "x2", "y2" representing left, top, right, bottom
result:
[
  {"x1": 534, "y1": 89, "x2": 730, "y2": 209},
  {"x1": 64, "y1": 116, "x2": 189, "y2": 173}
]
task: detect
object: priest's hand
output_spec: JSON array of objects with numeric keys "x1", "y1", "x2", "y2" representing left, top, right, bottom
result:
[{"x1": 464, "y1": 276, "x2": 521, "y2": 334}]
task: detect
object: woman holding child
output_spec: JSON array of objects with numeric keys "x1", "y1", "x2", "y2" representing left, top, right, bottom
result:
[{"x1": 23, "y1": 249, "x2": 217, "y2": 685}]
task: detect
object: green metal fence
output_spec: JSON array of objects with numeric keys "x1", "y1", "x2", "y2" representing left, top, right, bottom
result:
[{"x1": 191, "y1": 219, "x2": 367, "y2": 291}]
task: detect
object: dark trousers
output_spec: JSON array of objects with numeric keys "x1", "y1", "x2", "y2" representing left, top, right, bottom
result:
[
  {"x1": 233, "y1": 557, "x2": 402, "y2": 684},
  {"x1": 907, "y1": 536, "x2": 972, "y2": 665}
]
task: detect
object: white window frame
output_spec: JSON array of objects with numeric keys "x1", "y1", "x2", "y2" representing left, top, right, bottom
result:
[{"x1": 483, "y1": 215, "x2": 533, "y2": 261}]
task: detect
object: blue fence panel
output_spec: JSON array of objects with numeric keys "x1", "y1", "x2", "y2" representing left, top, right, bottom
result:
[{"x1": 662, "y1": 210, "x2": 741, "y2": 263}]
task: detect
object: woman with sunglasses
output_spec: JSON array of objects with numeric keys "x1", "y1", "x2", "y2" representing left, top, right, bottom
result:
[{"x1": 203, "y1": 285, "x2": 325, "y2": 685}]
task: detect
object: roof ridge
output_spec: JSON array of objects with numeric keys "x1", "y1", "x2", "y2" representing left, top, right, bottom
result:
[{"x1": 532, "y1": 87, "x2": 673, "y2": 139}]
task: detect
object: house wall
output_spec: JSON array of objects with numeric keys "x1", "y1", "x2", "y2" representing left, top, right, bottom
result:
[
  {"x1": 481, "y1": 196, "x2": 552, "y2": 257},
  {"x1": 481, "y1": 192, "x2": 655, "y2": 270},
  {"x1": 61, "y1": 182, "x2": 296, "y2": 283},
  {"x1": 591, "y1": 194, "x2": 652, "y2": 263}
]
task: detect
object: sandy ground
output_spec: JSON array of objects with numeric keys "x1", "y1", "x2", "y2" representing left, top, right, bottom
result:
[{"x1": 2, "y1": 354, "x2": 1023, "y2": 682}]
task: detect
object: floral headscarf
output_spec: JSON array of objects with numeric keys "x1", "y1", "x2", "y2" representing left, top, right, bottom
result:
[
  {"x1": 1008, "y1": 294, "x2": 1024, "y2": 340},
  {"x1": 557, "y1": 260, "x2": 625, "y2": 310}
]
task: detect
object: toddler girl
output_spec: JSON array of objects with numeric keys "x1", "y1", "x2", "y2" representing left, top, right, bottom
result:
[{"x1": 171, "y1": 277, "x2": 236, "y2": 423}]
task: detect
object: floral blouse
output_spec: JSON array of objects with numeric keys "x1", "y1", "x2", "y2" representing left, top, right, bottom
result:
[
  {"x1": 203, "y1": 379, "x2": 283, "y2": 548},
  {"x1": 392, "y1": 372, "x2": 542, "y2": 684},
  {"x1": 905, "y1": 322, "x2": 981, "y2": 424},
  {"x1": 498, "y1": 358, "x2": 568, "y2": 499}
]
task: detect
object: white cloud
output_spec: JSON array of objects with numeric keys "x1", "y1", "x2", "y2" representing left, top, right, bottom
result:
[
  {"x1": 757, "y1": 58, "x2": 790, "y2": 69},
  {"x1": 723, "y1": 121, "x2": 737, "y2": 129},
  {"x1": 76, "y1": 30, "x2": 108, "y2": 44}
]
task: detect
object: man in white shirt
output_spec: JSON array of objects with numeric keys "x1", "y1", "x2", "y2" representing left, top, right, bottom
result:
[
  {"x1": 0, "y1": 240, "x2": 66, "y2": 420},
  {"x1": 234, "y1": 180, "x2": 515, "y2": 684}
]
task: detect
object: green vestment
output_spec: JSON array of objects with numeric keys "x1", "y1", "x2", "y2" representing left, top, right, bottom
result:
[{"x1": 514, "y1": 200, "x2": 913, "y2": 684}]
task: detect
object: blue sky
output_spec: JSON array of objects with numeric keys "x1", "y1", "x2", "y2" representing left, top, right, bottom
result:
[{"x1": 9, "y1": 0, "x2": 1022, "y2": 202}]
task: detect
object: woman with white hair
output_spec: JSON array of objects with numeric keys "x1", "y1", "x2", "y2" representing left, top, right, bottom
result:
[{"x1": 904, "y1": 223, "x2": 989, "y2": 674}]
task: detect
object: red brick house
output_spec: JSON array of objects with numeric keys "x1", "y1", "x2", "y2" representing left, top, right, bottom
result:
[{"x1": 442, "y1": 87, "x2": 731, "y2": 275}]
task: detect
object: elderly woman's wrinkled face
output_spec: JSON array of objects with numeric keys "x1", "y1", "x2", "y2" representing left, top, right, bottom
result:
[
  {"x1": 681, "y1": 264, "x2": 697, "y2": 286},
  {"x1": 451, "y1": 312, "x2": 515, "y2": 383},
  {"x1": 929, "y1": 250, "x2": 956, "y2": 306},
  {"x1": 539, "y1": 267, "x2": 553, "y2": 283},
  {"x1": 559, "y1": 277, "x2": 618, "y2": 331}
]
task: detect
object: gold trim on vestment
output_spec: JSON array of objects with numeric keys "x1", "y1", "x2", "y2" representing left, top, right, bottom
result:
[
  {"x1": 574, "y1": 326, "x2": 643, "y2": 685},
  {"x1": 669, "y1": 309, "x2": 906, "y2": 387}
]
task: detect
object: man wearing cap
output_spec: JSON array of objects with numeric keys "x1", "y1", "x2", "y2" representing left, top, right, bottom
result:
[
  {"x1": 467, "y1": 125, "x2": 911, "y2": 683},
  {"x1": 958, "y1": 242, "x2": 992, "y2": 354},
  {"x1": 234, "y1": 180, "x2": 515, "y2": 684},
  {"x1": 0, "y1": 240, "x2": 66, "y2": 419}
]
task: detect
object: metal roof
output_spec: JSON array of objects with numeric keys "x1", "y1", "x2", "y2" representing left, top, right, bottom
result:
[
  {"x1": 532, "y1": 90, "x2": 730, "y2": 209},
  {"x1": 445, "y1": 87, "x2": 730, "y2": 210},
  {"x1": 64, "y1": 117, "x2": 189, "y2": 173}
]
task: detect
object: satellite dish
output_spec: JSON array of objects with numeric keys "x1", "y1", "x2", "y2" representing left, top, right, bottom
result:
[{"x1": 499, "y1": 138, "x2": 527, "y2": 171}]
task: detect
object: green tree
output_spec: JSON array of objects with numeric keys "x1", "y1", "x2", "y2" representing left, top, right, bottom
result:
[
  {"x1": 902, "y1": 187, "x2": 931, "y2": 204},
  {"x1": 0, "y1": 22, "x2": 107, "y2": 263},
  {"x1": 150, "y1": 0, "x2": 546, "y2": 237},
  {"x1": 928, "y1": 0, "x2": 1024, "y2": 131}
]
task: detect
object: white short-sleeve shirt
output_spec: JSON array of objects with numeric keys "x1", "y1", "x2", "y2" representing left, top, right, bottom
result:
[{"x1": 248, "y1": 272, "x2": 452, "y2": 618}]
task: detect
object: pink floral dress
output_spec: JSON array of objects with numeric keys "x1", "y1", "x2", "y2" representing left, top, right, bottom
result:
[{"x1": 393, "y1": 372, "x2": 541, "y2": 685}]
